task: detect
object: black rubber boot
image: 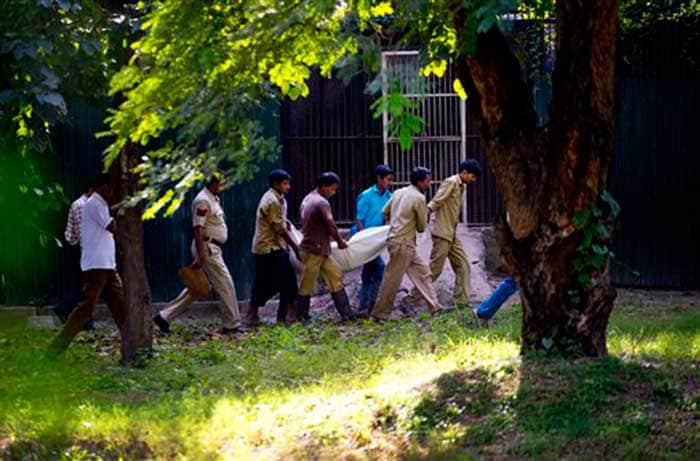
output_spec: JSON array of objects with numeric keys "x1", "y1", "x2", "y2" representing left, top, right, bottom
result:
[
  {"x1": 295, "y1": 295, "x2": 311, "y2": 324},
  {"x1": 330, "y1": 289, "x2": 356, "y2": 321}
]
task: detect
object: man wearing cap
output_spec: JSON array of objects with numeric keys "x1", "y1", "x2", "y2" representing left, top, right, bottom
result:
[
  {"x1": 296, "y1": 172, "x2": 359, "y2": 323},
  {"x1": 153, "y1": 173, "x2": 249, "y2": 334},
  {"x1": 351, "y1": 165, "x2": 393, "y2": 315},
  {"x1": 245, "y1": 169, "x2": 301, "y2": 327},
  {"x1": 372, "y1": 167, "x2": 450, "y2": 321},
  {"x1": 407, "y1": 160, "x2": 481, "y2": 307}
]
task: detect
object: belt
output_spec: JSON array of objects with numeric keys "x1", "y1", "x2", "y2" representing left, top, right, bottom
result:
[{"x1": 204, "y1": 237, "x2": 225, "y2": 249}]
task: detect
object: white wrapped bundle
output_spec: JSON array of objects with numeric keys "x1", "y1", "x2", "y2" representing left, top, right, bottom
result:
[
  {"x1": 288, "y1": 225, "x2": 390, "y2": 273},
  {"x1": 330, "y1": 225, "x2": 390, "y2": 272}
]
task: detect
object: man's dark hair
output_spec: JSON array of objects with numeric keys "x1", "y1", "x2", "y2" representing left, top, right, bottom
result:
[
  {"x1": 410, "y1": 167, "x2": 432, "y2": 186},
  {"x1": 83, "y1": 181, "x2": 94, "y2": 193},
  {"x1": 374, "y1": 164, "x2": 393, "y2": 179},
  {"x1": 207, "y1": 170, "x2": 225, "y2": 186},
  {"x1": 459, "y1": 159, "x2": 482, "y2": 177},
  {"x1": 91, "y1": 173, "x2": 111, "y2": 189},
  {"x1": 316, "y1": 172, "x2": 341, "y2": 187},
  {"x1": 269, "y1": 169, "x2": 291, "y2": 187}
]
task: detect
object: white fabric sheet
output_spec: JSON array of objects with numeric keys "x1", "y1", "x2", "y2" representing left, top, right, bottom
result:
[{"x1": 289, "y1": 225, "x2": 390, "y2": 273}]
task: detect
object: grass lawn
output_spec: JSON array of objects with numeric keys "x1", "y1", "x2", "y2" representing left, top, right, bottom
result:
[{"x1": 1, "y1": 292, "x2": 699, "y2": 460}]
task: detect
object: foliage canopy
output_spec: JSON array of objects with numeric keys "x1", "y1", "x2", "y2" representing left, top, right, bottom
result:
[{"x1": 104, "y1": 0, "x2": 560, "y2": 217}]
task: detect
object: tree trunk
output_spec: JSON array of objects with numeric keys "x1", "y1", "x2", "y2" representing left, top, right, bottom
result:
[
  {"x1": 110, "y1": 143, "x2": 152, "y2": 366},
  {"x1": 455, "y1": 1, "x2": 619, "y2": 356}
]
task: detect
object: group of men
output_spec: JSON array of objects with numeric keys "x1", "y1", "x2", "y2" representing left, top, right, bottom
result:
[
  {"x1": 152, "y1": 159, "x2": 484, "y2": 332},
  {"x1": 51, "y1": 158, "x2": 518, "y2": 356}
]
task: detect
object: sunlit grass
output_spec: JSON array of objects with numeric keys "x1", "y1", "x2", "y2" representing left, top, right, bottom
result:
[{"x1": 1, "y1": 295, "x2": 698, "y2": 460}]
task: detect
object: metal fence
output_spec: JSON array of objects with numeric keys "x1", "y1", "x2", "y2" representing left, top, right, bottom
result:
[
  {"x1": 281, "y1": 73, "x2": 384, "y2": 225},
  {"x1": 280, "y1": 67, "x2": 506, "y2": 226}
]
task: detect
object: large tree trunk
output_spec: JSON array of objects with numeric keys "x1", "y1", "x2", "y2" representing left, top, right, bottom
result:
[
  {"x1": 455, "y1": 1, "x2": 619, "y2": 356},
  {"x1": 110, "y1": 143, "x2": 152, "y2": 366},
  {"x1": 101, "y1": 0, "x2": 152, "y2": 366}
]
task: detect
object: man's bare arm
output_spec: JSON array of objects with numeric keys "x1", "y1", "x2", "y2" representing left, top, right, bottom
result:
[
  {"x1": 192, "y1": 226, "x2": 206, "y2": 268},
  {"x1": 323, "y1": 206, "x2": 348, "y2": 249},
  {"x1": 106, "y1": 219, "x2": 118, "y2": 235}
]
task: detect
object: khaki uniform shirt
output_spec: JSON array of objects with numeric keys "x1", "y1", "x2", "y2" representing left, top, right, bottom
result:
[
  {"x1": 300, "y1": 189, "x2": 338, "y2": 256},
  {"x1": 382, "y1": 185, "x2": 429, "y2": 247},
  {"x1": 252, "y1": 188, "x2": 288, "y2": 254},
  {"x1": 428, "y1": 174, "x2": 464, "y2": 240},
  {"x1": 192, "y1": 187, "x2": 228, "y2": 243}
]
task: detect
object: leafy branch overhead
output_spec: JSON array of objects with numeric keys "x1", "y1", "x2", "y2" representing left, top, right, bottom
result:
[
  {"x1": 102, "y1": 0, "x2": 532, "y2": 218},
  {"x1": 0, "y1": 0, "x2": 115, "y2": 242}
]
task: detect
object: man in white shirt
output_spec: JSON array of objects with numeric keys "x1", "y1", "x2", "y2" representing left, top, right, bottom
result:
[
  {"x1": 51, "y1": 183, "x2": 95, "y2": 326},
  {"x1": 153, "y1": 173, "x2": 249, "y2": 334},
  {"x1": 49, "y1": 174, "x2": 128, "y2": 355}
]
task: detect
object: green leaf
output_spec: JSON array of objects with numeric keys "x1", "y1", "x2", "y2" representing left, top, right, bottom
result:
[
  {"x1": 596, "y1": 223, "x2": 611, "y2": 240},
  {"x1": 578, "y1": 228, "x2": 595, "y2": 250},
  {"x1": 591, "y1": 244, "x2": 608, "y2": 255},
  {"x1": 36, "y1": 91, "x2": 67, "y2": 114},
  {"x1": 572, "y1": 209, "x2": 591, "y2": 228},
  {"x1": 399, "y1": 125, "x2": 413, "y2": 150},
  {"x1": 542, "y1": 337, "x2": 553, "y2": 350},
  {"x1": 453, "y1": 78, "x2": 468, "y2": 100},
  {"x1": 588, "y1": 254, "x2": 605, "y2": 270},
  {"x1": 601, "y1": 190, "x2": 621, "y2": 218}
]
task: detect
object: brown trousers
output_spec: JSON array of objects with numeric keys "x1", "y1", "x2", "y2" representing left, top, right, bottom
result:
[
  {"x1": 372, "y1": 241, "x2": 439, "y2": 320},
  {"x1": 49, "y1": 269, "x2": 127, "y2": 353}
]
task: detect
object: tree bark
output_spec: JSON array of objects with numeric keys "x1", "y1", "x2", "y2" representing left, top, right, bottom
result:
[
  {"x1": 455, "y1": 1, "x2": 619, "y2": 356},
  {"x1": 110, "y1": 143, "x2": 152, "y2": 366}
]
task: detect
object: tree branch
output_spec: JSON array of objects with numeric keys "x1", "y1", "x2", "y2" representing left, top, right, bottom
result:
[
  {"x1": 453, "y1": 22, "x2": 543, "y2": 238},
  {"x1": 462, "y1": 26, "x2": 538, "y2": 141},
  {"x1": 549, "y1": 0, "x2": 618, "y2": 214}
]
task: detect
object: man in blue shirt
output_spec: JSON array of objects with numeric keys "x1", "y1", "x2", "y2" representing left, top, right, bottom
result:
[{"x1": 351, "y1": 165, "x2": 393, "y2": 315}]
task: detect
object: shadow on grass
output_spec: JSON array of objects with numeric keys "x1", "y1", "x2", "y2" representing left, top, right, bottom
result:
[
  {"x1": 0, "y1": 309, "x2": 518, "y2": 459},
  {"x1": 2, "y1": 305, "x2": 699, "y2": 460},
  {"x1": 394, "y1": 353, "x2": 700, "y2": 460}
]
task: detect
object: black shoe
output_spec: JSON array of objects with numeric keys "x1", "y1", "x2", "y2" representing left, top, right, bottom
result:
[
  {"x1": 352, "y1": 309, "x2": 370, "y2": 320},
  {"x1": 295, "y1": 295, "x2": 311, "y2": 324},
  {"x1": 221, "y1": 324, "x2": 252, "y2": 334},
  {"x1": 152, "y1": 313, "x2": 170, "y2": 334}
]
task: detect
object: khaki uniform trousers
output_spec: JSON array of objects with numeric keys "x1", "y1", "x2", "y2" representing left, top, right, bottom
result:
[
  {"x1": 159, "y1": 242, "x2": 241, "y2": 328},
  {"x1": 431, "y1": 235, "x2": 471, "y2": 304},
  {"x1": 405, "y1": 235, "x2": 471, "y2": 305},
  {"x1": 298, "y1": 251, "x2": 344, "y2": 296},
  {"x1": 372, "y1": 241, "x2": 439, "y2": 320}
]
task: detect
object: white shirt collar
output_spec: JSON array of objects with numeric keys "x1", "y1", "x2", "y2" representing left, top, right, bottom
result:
[{"x1": 92, "y1": 192, "x2": 108, "y2": 207}]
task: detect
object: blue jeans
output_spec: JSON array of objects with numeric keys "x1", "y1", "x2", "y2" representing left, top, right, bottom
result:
[
  {"x1": 476, "y1": 277, "x2": 518, "y2": 321},
  {"x1": 359, "y1": 256, "x2": 386, "y2": 310}
]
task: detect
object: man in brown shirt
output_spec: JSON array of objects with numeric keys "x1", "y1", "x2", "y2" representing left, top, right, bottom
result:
[
  {"x1": 296, "y1": 172, "x2": 358, "y2": 322},
  {"x1": 407, "y1": 160, "x2": 481, "y2": 307},
  {"x1": 245, "y1": 169, "x2": 301, "y2": 327},
  {"x1": 372, "y1": 167, "x2": 451, "y2": 321}
]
